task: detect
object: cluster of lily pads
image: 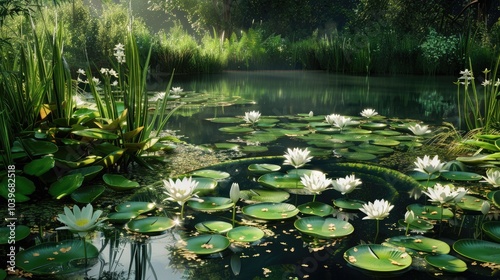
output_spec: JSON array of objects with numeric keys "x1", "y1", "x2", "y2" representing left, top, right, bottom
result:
[{"x1": 7, "y1": 108, "x2": 500, "y2": 278}]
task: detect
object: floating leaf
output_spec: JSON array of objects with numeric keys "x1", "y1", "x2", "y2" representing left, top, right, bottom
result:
[
  {"x1": 242, "y1": 145, "x2": 268, "y2": 153},
  {"x1": 248, "y1": 163, "x2": 281, "y2": 174},
  {"x1": 456, "y1": 195, "x2": 489, "y2": 213},
  {"x1": 126, "y1": 217, "x2": 175, "y2": 235},
  {"x1": 242, "y1": 202, "x2": 299, "y2": 220},
  {"x1": 195, "y1": 221, "x2": 233, "y2": 234},
  {"x1": 440, "y1": 171, "x2": 483, "y2": 181},
  {"x1": 407, "y1": 204, "x2": 453, "y2": 220},
  {"x1": 48, "y1": 174, "x2": 84, "y2": 199},
  {"x1": 453, "y1": 239, "x2": 500, "y2": 263},
  {"x1": 297, "y1": 201, "x2": 335, "y2": 217},
  {"x1": 219, "y1": 126, "x2": 254, "y2": 133},
  {"x1": 424, "y1": 254, "x2": 467, "y2": 273},
  {"x1": 65, "y1": 165, "x2": 103, "y2": 182},
  {"x1": 0, "y1": 225, "x2": 30, "y2": 244},
  {"x1": 482, "y1": 221, "x2": 500, "y2": 243},
  {"x1": 227, "y1": 226, "x2": 265, "y2": 242},
  {"x1": 207, "y1": 117, "x2": 243, "y2": 124},
  {"x1": 240, "y1": 189, "x2": 290, "y2": 203},
  {"x1": 70, "y1": 184, "x2": 105, "y2": 204},
  {"x1": 190, "y1": 169, "x2": 231, "y2": 180},
  {"x1": 386, "y1": 235, "x2": 450, "y2": 254},
  {"x1": 18, "y1": 139, "x2": 58, "y2": 156},
  {"x1": 0, "y1": 176, "x2": 36, "y2": 202},
  {"x1": 343, "y1": 244, "x2": 412, "y2": 272},
  {"x1": 185, "y1": 234, "x2": 230, "y2": 255},
  {"x1": 102, "y1": 174, "x2": 140, "y2": 191},
  {"x1": 23, "y1": 157, "x2": 55, "y2": 176},
  {"x1": 294, "y1": 216, "x2": 354, "y2": 238},
  {"x1": 187, "y1": 197, "x2": 234, "y2": 212},
  {"x1": 115, "y1": 201, "x2": 156, "y2": 214},
  {"x1": 332, "y1": 198, "x2": 366, "y2": 211}
]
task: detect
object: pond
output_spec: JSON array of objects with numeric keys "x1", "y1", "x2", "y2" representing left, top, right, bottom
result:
[{"x1": 7, "y1": 71, "x2": 499, "y2": 280}]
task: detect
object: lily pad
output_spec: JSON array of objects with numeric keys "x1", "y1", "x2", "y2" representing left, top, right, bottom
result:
[
  {"x1": 227, "y1": 226, "x2": 265, "y2": 242},
  {"x1": 343, "y1": 244, "x2": 412, "y2": 272},
  {"x1": 397, "y1": 218, "x2": 434, "y2": 232},
  {"x1": 190, "y1": 169, "x2": 231, "y2": 180},
  {"x1": 294, "y1": 216, "x2": 354, "y2": 238},
  {"x1": 115, "y1": 201, "x2": 156, "y2": 214},
  {"x1": 193, "y1": 177, "x2": 218, "y2": 195},
  {"x1": 214, "y1": 143, "x2": 240, "y2": 150},
  {"x1": 335, "y1": 150, "x2": 377, "y2": 161},
  {"x1": 248, "y1": 163, "x2": 281, "y2": 174},
  {"x1": 351, "y1": 143, "x2": 394, "y2": 155},
  {"x1": 207, "y1": 117, "x2": 243, "y2": 124},
  {"x1": 106, "y1": 212, "x2": 138, "y2": 224},
  {"x1": 360, "y1": 122, "x2": 387, "y2": 130},
  {"x1": 0, "y1": 225, "x2": 30, "y2": 244},
  {"x1": 16, "y1": 239, "x2": 99, "y2": 276},
  {"x1": 18, "y1": 138, "x2": 59, "y2": 156},
  {"x1": 453, "y1": 239, "x2": 500, "y2": 263},
  {"x1": 407, "y1": 204, "x2": 453, "y2": 220},
  {"x1": 406, "y1": 171, "x2": 440, "y2": 181},
  {"x1": 242, "y1": 202, "x2": 299, "y2": 220},
  {"x1": 240, "y1": 189, "x2": 290, "y2": 203},
  {"x1": 332, "y1": 198, "x2": 366, "y2": 211},
  {"x1": 490, "y1": 190, "x2": 500, "y2": 208},
  {"x1": 424, "y1": 254, "x2": 467, "y2": 273},
  {"x1": 66, "y1": 165, "x2": 104, "y2": 182},
  {"x1": 386, "y1": 235, "x2": 450, "y2": 254},
  {"x1": 257, "y1": 172, "x2": 303, "y2": 190},
  {"x1": 102, "y1": 174, "x2": 140, "y2": 191},
  {"x1": 370, "y1": 138, "x2": 401, "y2": 147},
  {"x1": 185, "y1": 234, "x2": 230, "y2": 255},
  {"x1": 195, "y1": 221, "x2": 233, "y2": 234},
  {"x1": 23, "y1": 157, "x2": 55, "y2": 176},
  {"x1": 126, "y1": 216, "x2": 175, "y2": 235},
  {"x1": 456, "y1": 195, "x2": 489, "y2": 213},
  {"x1": 297, "y1": 201, "x2": 335, "y2": 217},
  {"x1": 482, "y1": 221, "x2": 500, "y2": 243},
  {"x1": 0, "y1": 176, "x2": 36, "y2": 202},
  {"x1": 440, "y1": 171, "x2": 483, "y2": 181},
  {"x1": 70, "y1": 184, "x2": 106, "y2": 203},
  {"x1": 219, "y1": 126, "x2": 254, "y2": 133},
  {"x1": 187, "y1": 197, "x2": 234, "y2": 212},
  {"x1": 48, "y1": 173, "x2": 84, "y2": 199}
]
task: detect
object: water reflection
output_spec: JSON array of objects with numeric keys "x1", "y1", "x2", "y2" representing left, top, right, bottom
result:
[{"x1": 154, "y1": 71, "x2": 458, "y2": 145}]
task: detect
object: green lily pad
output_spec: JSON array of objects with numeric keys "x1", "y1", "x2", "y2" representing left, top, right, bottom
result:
[
  {"x1": 190, "y1": 169, "x2": 230, "y2": 180},
  {"x1": 70, "y1": 184, "x2": 106, "y2": 203},
  {"x1": 240, "y1": 189, "x2": 290, "y2": 203},
  {"x1": 406, "y1": 171, "x2": 440, "y2": 181},
  {"x1": 257, "y1": 172, "x2": 303, "y2": 190},
  {"x1": 397, "y1": 218, "x2": 434, "y2": 232},
  {"x1": 55, "y1": 156, "x2": 98, "y2": 169},
  {"x1": 332, "y1": 198, "x2": 366, "y2": 211},
  {"x1": 0, "y1": 176, "x2": 36, "y2": 202},
  {"x1": 106, "y1": 212, "x2": 138, "y2": 224},
  {"x1": 373, "y1": 130, "x2": 401, "y2": 136},
  {"x1": 424, "y1": 254, "x2": 468, "y2": 273},
  {"x1": 219, "y1": 126, "x2": 254, "y2": 133},
  {"x1": 386, "y1": 235, "x2": 450, "y2": 254},
  {"x1": 187, "y1": 197, "x2": 234, "y2": 212},
  {"x1": 482, "y1": 221, "x2": 500, "y2": 243},
  {"x1": 248, "y1": 163, "x2": 281, "y2": 174},
  {"x1": 490, "y1": 190, "x2": 500, "y2": 208},
  {"x1": 16, "y1": 239, "x2": 99, "y2": 276},
  {"x1": 335, "y1": 150, "x2": 377, "y2": 161},
  {"x1": 227, "y1": 226, "x2": 265, "y2": 242},
  {"x1": 343, "y1": 244, "x2": 412, "y2": 272},
  {"x1": 407, "y1": 204, "x2": 453, "y2": 220},
  {"x1": 48, "y1": 173, "x2": 84, "y2": 199},
  {"x1": 23, "y1": 157, "x2": 55, "y2": 176},
  {"x1": 456, "y1": 195, "x2": 489, "y2": 213},
  {"x1": 66, "y1": 165, "x2": 104, "y2": 182},
  {"x1": 370, "y1": 138, "x2": 400, "y2": 147},
  {"x1": 71, "y1": 128, "x2": 119, "y2": 140},
  {"x1": 193, "y1": 177, "x2": 218, "y2": 195},
  {"x1": 242, "y1": 202, "x2": 299, "y2": 220},
  {"x1": 294, "y1": 216, "x2": 354, "y2": 238},
  {"x1": 115, "y1": 201, "x2": 156, "y2": 214},
  {"x1": 195, "y1": 221, "x2": 233, "y2": 234},
  {"x1": 126, "y1": 216, "x2": 175, "y2": 235},
  {"x1": 185, "y1": 234, "x2": 230, "y2": 255},
  {"x1": 453, "y1": 239, "x2": 500, "y2": 263},
  {"x1": 440, "y1": 171, "x2": 483, "y2": 181},
  {"x1": 102, "y1": 174, "x2": 140, "y2": 191},
  {"x1": 351, "y1": 143, "x2": 394, "y2": 155},
  {"x1": 214, "y1": 143, "x2": 240, "y2": 150},
  {"x1": 360, "y1": 122, "x2": 387, "y2": 130},
  {"x1": 0, "y1": 225, "x2": 30, "y2": 244},
  {"x1": 297, "y1": 201, "x2": 335, "y2": 217},
  {"x1": 18, "y1": 138, "x2": 59, "y2": 156}
]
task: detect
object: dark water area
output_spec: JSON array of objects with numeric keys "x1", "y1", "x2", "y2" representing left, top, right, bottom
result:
[{"x1": 155, "y1": 71, "x2": 458, "y2": 145}]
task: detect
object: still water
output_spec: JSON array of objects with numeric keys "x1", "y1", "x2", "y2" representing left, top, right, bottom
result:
[{"x1": 161, "y1": 71, "x2": 458, "y2": 145}]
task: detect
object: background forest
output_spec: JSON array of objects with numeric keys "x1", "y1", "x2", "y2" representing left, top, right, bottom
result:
[{"x1": 1, "y1": 0, "x2": 500, "y2": 76}]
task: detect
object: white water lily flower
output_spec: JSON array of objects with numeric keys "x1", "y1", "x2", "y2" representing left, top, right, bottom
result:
[
  {"x1": 308, "y1": 111, "x2": 314, "y2": 117},
  {"x1": 360, "y1": 108, "x2": 378, "y2": 118},
  {"x1": 56, "y1": 204, "x2": 105, "y2": 237},
  {"x1": 422, "y1": 183, "x2": 462, "y2": 205},
  {"x1": 243, "y1": 110, "x2": 261, "y2": 124},
  {"x1": 481, "y1": 168, "x2": 500, "y2": 187},
  {"x1": 149, "y1": 92, "x2": 166, "y2": 102},
  {"x1": 300, "y1": 172, "x2": 333, "y2": 195},
  {"x1": 408, "y1": 123, "x2": 431, "y2": 136},
  {"x1": 413, "y1": 155, "x2": 447, "y2": 175},
  {"x1": 454, "y1": 187, "x2": 468, "y2": 203},
  {"x1": 404, "y1": 210, "x2": 416, "y2": 224},
  {"x1": 229, "y1": 182, "x2": 240, "y2": 203},
  {"x1": 163, "y1": 177, "x2": 201, "y2": 206},
  {"x1": 331, "y1": 174, "x2": 362, "y2": 195},
  {"x1": 359, "y1": 199, "x2": 394, "y2": 220},
  {"x1": 170, "y1": 87, "x2": 183, "y2": 94},
  {"x1": 325, "y1": 114, "x2": 354, "y2": 129},
  {"x1": 283, "y1": 147, "x2": 313, "y2": 169}
]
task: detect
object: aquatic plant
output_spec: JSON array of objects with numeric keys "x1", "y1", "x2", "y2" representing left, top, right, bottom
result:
[
  {"x1": 163, "y1": 177, "x2": 202, "y2": 220},
  {"x1": 359, "y1": 199, "x2": 394, "y2": 242},
  {"x1": 413, "y1": 155, "x2": 448, "y2": 176},
  {"x1": 229, "y1": 182, "x2": 240, "y2": 225},
  {"x1": 408, "y1": 123, "x2": 431, "y2": 136},
  {"x1": 56, "y1": 204, "x2": 106, "y2": 237},
  {"x1": 331, "y1": 174, "x2": 362, "y2": 196},
  {"x1": 360, "y1": 108, "x2": 378, "y2": 118},
  {"x1": 243, "y1": 110, "x2": 261, "y2": 125},
  {"x1": 481, "y1": 168, "x2": 500, "y2": 187},
  {"x1": 324, "y1": 113, "x2": 354, "y2": 130},
  {"x1": 283, "y1": 147, "x2": 312, "y2": 169},
  {"x1": 299, "y1": 172, "x2": 332, "y2": 201}
]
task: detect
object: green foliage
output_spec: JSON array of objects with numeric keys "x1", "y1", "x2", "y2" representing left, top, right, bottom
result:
[{"x1": 420, "y1": 29, "x2": 460, "y2": 75}]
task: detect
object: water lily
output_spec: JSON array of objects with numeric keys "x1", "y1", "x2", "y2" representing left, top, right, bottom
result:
[
  {"x1": 404, "y1": 210, "x2": 416, "y2": 235},
  {"x1": 422, "y1": 183, "x2": 462, "y2": 205},
  {"x1": 331, "y1": 174, "x2": 362, "y2": 195},
  {"x1": 408, "y1": 123, "x2": 431, "y2": 136},
  {"x1": 243, "y1": 110, "x2": 261, "y2": 125},
  {"x1": 170, "y1": 87, "x2": 183, "y2": 94},
  {"x1": 229, "y1": 182, "x2": 240, "y2": 225},
  {"x1": 149, "y1": 92, "x2": 166, "y2": 102},
  {"x1": 308, "y1": 111, "x2": 314, "y2": 117},
  {"x1": 481, "y1": 168, "x2": 500, "y2": 187},
  {"x1": 56, "y1": 204, "x2": 105, "y2": 237},
  {"x1": 300, "y1": 172, "x2": 333, "y2": 201},
  {"x1": 360, "y1": 108, "x2": 378, "y2": 118},
  {"x1": 163, "y1": 177, "x2": 202, "y2": 219},
  {"x1": 413, "y1": 155, "x2": 447, "y2": 175},
  {"x1": 325, "y1": 114, "x2": 354, "y2": 130},
  {"x1": 283, "y1": 147, "x2": 313, "y2": 169},
  {"x1": 359, "y1": 199, "x2": 394, "y2": 243}
]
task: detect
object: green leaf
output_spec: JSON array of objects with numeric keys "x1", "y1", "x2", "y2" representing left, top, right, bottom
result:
[
  {"x1": 71, "y1": 128, "x2": 119, "y2": 140},
  {"x1": 48, "y1": 173, "x2": 84, "y2": 199},
  {"x1": 23, "y1": 157, "x2": 55, "y2": 176}
]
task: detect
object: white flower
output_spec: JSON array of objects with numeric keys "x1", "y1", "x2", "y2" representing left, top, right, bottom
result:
[
  {"x1": 300, "y1": 172, "x2": 333, "y2": 195},
  {"x1": 149, "y1": 92, "x2": 166, "y2": 102},
  {"x1": 331, "y1": 174, "x2": 362, "y2": 195},
  {"x1": 111, "y1": 80, "x2": 118, "y2": 87},
  {"x1": 243, "y1": 110, "x2": 261, "y2": 124},
  {"x1": 308, "y1": 111, "x2": 314, "y2": 117},
  {"x1": 454, "y1": 187, "x2": 468, "y2": 202},
  {"x1": 91, "y1": 77, "x2": 101, "y2": 85},
  {"x1": 229, "y1": 182, "x2": 240, "y2": 203},
  {"x1": 325, "y1": 114, "x2": 354, "y2": 129},
  {"x1": 77, "y1": 68, "x2": 86, "y2": 75},
  {"x1": 359, "y1": 199, "x2": 394, "y2": 220},
  {"x1": 408, "y1": 123, "x2": 431, "y2": 136},
  {"x1": 56, "y1": 204, "x2": 105, "y2": 237},
  {"x1": 100, "y1": 68, "x2": 109, "y2": 74},
  {"x1": 414, "y1": 155, "x2": 447, "y2": 175},
  {"x1": 163, "y1": 177, "x2": 201, "y2": 206},
  {"x1": 404, "y1": 210, "x2": 416, "y2": 224},
  {"x1": 481, "y1": 168, "x2": 500, "y2": 187},
  {"x1": 360, "y1": 108, "x2": 378, "y2": 118},
  {"x1": 114, "y1": 43, "x2": 126, "y2": 64},
  {"x1": 109, "y1": 69, "x2": 118, "y2": 78},
  {"x1": 283, "y1": 147, "x2": 313, "y2": 169},
  {"x1": 481, "y1": 201, "x2": 491, "y2": 215},
  {"x1": 495, "y1": 78, "x2": 500, "y2": 87},
  {"x1": 422, "y1": 183, "x2": 462, "y2": 204},
  {"x1": 482, "y1": 79, "x2": 491, "y2": 86},
  {"x1": 170, "y1": 87, "x2": 183, "y2": 94}
]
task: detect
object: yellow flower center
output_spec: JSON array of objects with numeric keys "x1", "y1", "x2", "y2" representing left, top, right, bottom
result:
[{"x1": 75, "y1": 218, "x2": 90, "y2": 227}]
